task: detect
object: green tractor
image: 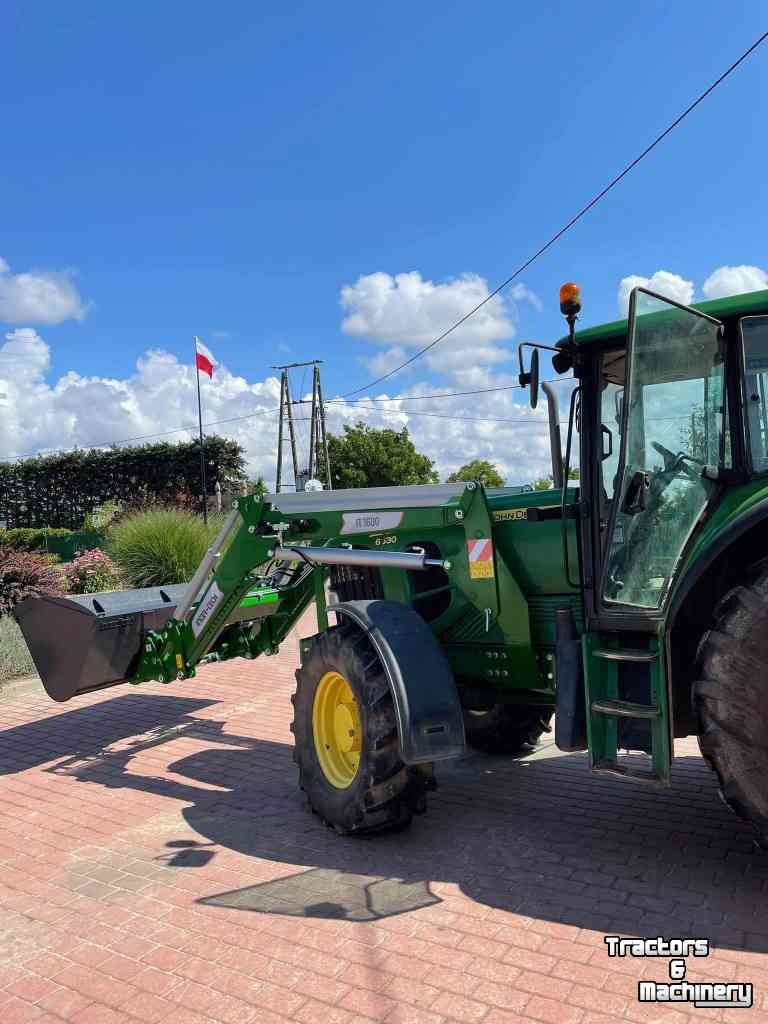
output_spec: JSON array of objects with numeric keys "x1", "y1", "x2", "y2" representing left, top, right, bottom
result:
[{"x1": 16, "y1": 284, "x2": 768, "y2": 843}]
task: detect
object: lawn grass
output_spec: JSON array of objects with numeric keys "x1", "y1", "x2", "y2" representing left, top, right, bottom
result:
[{"x1": 0, "y1": 615, "x2": 36, "y2": 683}]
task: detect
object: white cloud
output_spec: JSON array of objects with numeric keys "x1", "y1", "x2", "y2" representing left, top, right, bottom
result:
[
  {"x1": 361, "y1": 345, "x2": 409, "y2": 378},
  {"x1": 0, "y1": 258, "x2": 88, "y2": 324},
  {"x1": 341, "y1": 271, "x2": 517, "y2": 376},
  {"x1": 618, "y1": 271, "x2": 694, "y2": 315},
  {"x1": 0, "y1": 331, "x2": 566, "y2": 490},
  {"x1": 702, "y1": 264, "x2": 768, "y2": 300},
  {"x1": 509, "y1": 282, "x2": 543, "y2": 312}
]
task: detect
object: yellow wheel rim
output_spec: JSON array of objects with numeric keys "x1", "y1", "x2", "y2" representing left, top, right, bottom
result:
[{"x1": 313, "y1": 670, "x2": 362, "y2": 789}]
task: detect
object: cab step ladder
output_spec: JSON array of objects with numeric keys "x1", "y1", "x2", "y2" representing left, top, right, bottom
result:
[{"x1": 582, "y1": 632, "x2": 672, "y2": 785}]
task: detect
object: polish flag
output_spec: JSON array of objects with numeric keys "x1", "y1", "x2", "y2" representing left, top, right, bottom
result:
[{"x1": 195, "y1": 337, "x2": 216, "y2": 378}]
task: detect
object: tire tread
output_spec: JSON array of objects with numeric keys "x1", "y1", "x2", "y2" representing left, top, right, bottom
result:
[
  {"x1": 292, "y1": 622, "x2": 428, "y2": 835},
  {"x1": 693, "y1": 563, "x2": 768, "y2": 847}
]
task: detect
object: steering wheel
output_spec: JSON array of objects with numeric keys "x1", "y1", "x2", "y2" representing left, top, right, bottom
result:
[{"x1": 651, "y1": 441, "x2": 702, "y2": 482}]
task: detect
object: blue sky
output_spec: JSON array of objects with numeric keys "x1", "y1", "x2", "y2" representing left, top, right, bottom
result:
[{"x1": 2, "y1": 2, "x2": 767, "y2": 484}]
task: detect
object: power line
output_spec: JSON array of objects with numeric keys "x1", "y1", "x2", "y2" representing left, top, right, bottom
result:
[
  {"x1": 342, "y1": 28, "x2": 768, "y2": 398},
  {"x1": 294, "y1": 411, "x2": 565, "y2": 425},
  {"x1": 295, "y1": 378, "x2": 569, "y2": 406},
  {"x1": 352, "y1": 410, "x2": 567, "y2": 424}
]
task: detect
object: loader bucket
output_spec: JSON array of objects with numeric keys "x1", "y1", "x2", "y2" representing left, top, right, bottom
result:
[{"x1": 15, "y1": 584, "x2": 188, "y2": 702}]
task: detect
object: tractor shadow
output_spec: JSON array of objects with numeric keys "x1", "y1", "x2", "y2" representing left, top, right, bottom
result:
[{"x1": 1, "y1": 691, "x2": 766, "y2": 951}]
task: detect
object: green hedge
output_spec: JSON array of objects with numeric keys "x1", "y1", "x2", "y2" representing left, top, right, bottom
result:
[
  {"x1": 0, "y1": 527, "x2": 105, "y2": 561},
  {"x1": 0, "y1": 435, "x2": 246, "y2": 530},
  {"x1": 0, "y1": 527, "x2": 73, "y2": 551}
]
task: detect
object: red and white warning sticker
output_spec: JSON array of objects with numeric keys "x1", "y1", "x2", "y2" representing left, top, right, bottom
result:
[{"x1": 467, "y1": 538, "x2": 494, "y2": 579}]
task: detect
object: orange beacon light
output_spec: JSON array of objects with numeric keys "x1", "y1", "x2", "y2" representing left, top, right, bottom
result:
[{"x1": 559, "y1": 282, "x2": 581, "y2": 317}]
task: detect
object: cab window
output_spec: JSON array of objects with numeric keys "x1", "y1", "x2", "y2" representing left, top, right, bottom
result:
[
  {"x1": 599, "y1": 348, "x2": 625, "y2": 508},
  {"x1": 741, "y1": 316, "x2": 768, "y2": 472}
]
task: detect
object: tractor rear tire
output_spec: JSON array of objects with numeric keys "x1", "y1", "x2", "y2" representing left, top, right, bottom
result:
[
  {"x1": 462, "y1": 704, "x2": 552, "y2": 755},
  {"x1": 693, "y1": 563, "x2": 768, "y2": 848},
  {"x1": 292, "y1": 622, "x2": 430, "y2": 835}
]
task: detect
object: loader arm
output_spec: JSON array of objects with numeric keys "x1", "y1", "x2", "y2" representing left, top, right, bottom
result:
[
  {"x1": 132, "y1": 482, "x2": 512, "y2": 687},
  {"x1": 131, "y1": 497, "x2": 321, "y2": 685},
  {"x1": 17, "y1": 481, "x2": 537, "y2": 702}
]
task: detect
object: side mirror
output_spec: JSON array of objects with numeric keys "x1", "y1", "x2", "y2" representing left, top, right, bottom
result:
[
  {"x1": 518, "y1": 341, "x2": 555, "y2": 409},
  {"x1": 527, "y1": 349, "x2": 540, "y2": 409}
]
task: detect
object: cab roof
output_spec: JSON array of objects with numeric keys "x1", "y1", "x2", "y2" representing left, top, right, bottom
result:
[{"x1": 572, "y1": 288, "x2": 768, "y2": 347}]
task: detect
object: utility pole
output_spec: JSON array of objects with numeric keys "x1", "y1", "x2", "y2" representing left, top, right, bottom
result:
[
  {"x1": 316, "y1": 370, "x2": 332, "y2": 489},
  {"x1": 308, "y1": 364, "x2": 319, "y2": 480},
  {"x1": 275, "y1": 371, "x2": 286, "y2": 493},
  {"x1": 273, "y1": 361, "x2": 319, "y2": 492},
  {"x1": 273, "y1": 360, "x2": 332, "y2": 491}
]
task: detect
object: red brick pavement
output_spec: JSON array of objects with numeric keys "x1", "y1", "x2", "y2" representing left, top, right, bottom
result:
[{"x1": 1, "y1": 611, "x2": 767, "y2": 1024}]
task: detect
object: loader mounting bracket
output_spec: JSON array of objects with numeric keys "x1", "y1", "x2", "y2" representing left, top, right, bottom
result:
[{"x1": 329, "y1": 599, "x2": 466, "y2": 765}]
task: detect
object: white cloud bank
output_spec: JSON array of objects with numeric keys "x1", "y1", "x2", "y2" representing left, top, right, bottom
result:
[
  {"x1": 617, "y1": 271, "x2": 694, "y2": 314},
  {"x1": 340, "y1": 271, "x2": 540, "y2": 377},
  {"x1": 0, "y1": 257, "x2": 88, "y2": 324},
  {"x1": 0, "y1": 330, "x2": 562, "y2": 490},
  {"x1": 702, "y1": 265, "x2": 768, "y2": 300},
  {"x1": 618, "y1": 264, "x2": 768, "y2": 314}
]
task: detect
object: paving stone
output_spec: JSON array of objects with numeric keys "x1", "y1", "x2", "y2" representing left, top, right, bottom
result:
[{"x1": 0, "y1": 609, "x2": 765, "y2": 1024}]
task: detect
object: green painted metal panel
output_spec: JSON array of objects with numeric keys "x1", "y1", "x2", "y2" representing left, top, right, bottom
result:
[{"x1": 239, "y1": 589, "x2": 279, "y2": 608}]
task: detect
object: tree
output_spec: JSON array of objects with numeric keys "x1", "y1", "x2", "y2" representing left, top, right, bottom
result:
[
  {"x1": 533, "y1": 467, "x2": 579, "y2": 490},
  {"x1": 250, "y1": 476, "x2": 267, "y2": 497},
  {"x1": 447, "y1": 460, "x2": 505, "y2": 488},
  {"x1": 320, "y1": 423, "x2": 438, "y2": 489}
]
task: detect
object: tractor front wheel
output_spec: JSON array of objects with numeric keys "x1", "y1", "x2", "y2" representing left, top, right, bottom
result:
[
  {"x1": 462, "y1": 704, "x2": 552, "y2": 755},
  {"x1": 694, "y1": 563, "x2": 768, "y2": 847},
  {"x1": 292, "y1": 622, "x2": 430, "y2": 835}
]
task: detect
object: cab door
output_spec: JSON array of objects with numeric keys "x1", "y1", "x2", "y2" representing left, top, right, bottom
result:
[
  {"x1": 600, "y1": 289, "x2": 724, "y2": 616},
  {"x1": 580, "y1": 288, "x2": 724, "y2": 784}
]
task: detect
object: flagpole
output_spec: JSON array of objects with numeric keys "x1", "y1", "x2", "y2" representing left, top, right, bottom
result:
[{"x1": 194, "y1": 338, "x2": 208, "y2": 525}]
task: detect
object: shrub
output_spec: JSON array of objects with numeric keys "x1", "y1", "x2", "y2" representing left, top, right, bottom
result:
[
  {"x1": 107, "y1": 508, "x2": 223, "y2": 587},
  {"x1": 0, "y1": 615, "x2": 36, "y2": 681},
  {"x1": 0, "y1": 546, "x2": 63, "y2": 617},
  {"x1": 63, "y1": 549, "x2": 125, "y2": 594}
]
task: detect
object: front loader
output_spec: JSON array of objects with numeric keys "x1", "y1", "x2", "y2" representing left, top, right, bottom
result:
[{"x1": 16, "y1": 282, "x2": 768, "y2": 844}]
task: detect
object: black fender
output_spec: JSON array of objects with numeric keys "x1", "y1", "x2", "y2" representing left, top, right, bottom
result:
[
  {"x1": 554, "y1": 607, "x2": 587, "y2": 752},
  {"x1": 330, "y1": 599, "x2": 465, "y2": 764}
]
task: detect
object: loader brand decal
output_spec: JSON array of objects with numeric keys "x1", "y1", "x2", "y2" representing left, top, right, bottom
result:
[
  {"x1": 467, "y1": 538, "x2": 494, "y2": 579},
  {"x1": 340, "y1": 511, "x2": 403, "y2": 535},
  {"x1": 493, "y1": 508, "x2": 528, "y2": 522},
  {"x1": 191, "y1": 582, "x2": 225, "y2": 638}
]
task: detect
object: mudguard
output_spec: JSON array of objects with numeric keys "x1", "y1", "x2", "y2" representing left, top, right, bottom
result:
[
  {"x1": 331, "y1": 599, "x2": 466, "y2": 764},
  {"x1": 554, "y1": 606, "x2": 587, "y2": 752}
]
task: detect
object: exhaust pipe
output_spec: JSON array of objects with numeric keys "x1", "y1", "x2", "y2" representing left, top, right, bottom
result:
[{"x1": 15, "y1": 585, "x2": 187, "y2": 702}]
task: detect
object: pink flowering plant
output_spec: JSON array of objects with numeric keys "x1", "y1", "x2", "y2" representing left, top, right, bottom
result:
[
  {"x1": 63, "y1": 549, "x2": 125, "y2": 595},
  {"x1": 0, "y1": 546, "x2": 63, "y2": 616}
]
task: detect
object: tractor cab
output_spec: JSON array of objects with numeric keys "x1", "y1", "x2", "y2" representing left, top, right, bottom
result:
[
  {"x1": 522, "y1": 283, "x2": 768, "y2": 786},
  {"x1": 588, "y1": 289, "x2": 725, "y2": 617}
]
